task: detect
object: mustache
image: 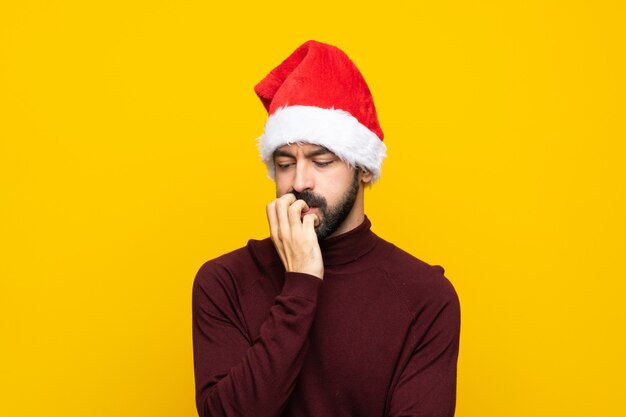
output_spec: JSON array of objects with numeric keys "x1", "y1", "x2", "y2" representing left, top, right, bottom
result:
[{"x1": 291, "y1": 190, "x2": 327, "y2": 209}]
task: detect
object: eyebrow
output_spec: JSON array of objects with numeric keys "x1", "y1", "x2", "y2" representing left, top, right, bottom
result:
[
  {"x1": 306, "y1": 147, "x2": 335, "y2": 158},
  {"x1": 273, "y1": 145, "x2": 335, "y2": 159}
]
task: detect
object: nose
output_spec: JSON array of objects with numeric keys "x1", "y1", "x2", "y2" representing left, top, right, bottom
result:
[{"x1": 292, "y1": 161, "x2": 314, "y2": 192}]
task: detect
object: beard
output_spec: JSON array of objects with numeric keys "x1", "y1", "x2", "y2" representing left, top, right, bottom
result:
[{"x1": 291, "y1": 169, "x2": 360, "y2": 240}]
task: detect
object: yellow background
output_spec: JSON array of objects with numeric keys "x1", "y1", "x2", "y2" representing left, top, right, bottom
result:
[{"x1": 1, "y1": 1, "x2": 624, "y2": 416}]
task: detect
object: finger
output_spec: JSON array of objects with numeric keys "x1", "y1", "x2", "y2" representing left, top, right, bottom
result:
[
  {"x1": 277, "y1": 192, "x2": 297, "y2": 204},
  {"x1": 302, "y1": 213, "x2": 320, "y2": 232},
  {"x1": 288, "y1": 199, "x2": 309, "y2": 230},
  {"x1": 266, "y1": 201, "x2": 287, "y2": 264},
  {"x1": 266, "y1": 201, "x2": 282, "y2": 244},
  {"x1": 266, "y1": 200, "x2": 279, "y2": 238},
  {"x1": 276, "y1": 194, "x2": 296, "y2": 241}
]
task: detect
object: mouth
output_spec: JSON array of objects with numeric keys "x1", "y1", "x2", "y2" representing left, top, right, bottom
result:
[{"x1": 301, "y1": 207, "x2": 321, "y2": 227}]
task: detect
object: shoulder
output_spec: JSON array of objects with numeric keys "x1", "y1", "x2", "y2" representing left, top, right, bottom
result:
[
  {"x1": 193, "y1": 238, "x2": 279, "y2": 298},
  {"x1": 374, "y1": 237, "x2": 459, "y2": 314}
]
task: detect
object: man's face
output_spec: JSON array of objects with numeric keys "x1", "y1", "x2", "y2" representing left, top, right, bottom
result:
[{"x1": 273, "y1": 143, "x2": 361, "y2": 239}]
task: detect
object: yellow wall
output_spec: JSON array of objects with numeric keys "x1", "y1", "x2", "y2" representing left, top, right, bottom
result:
[{"x1": 1, "y1": 1, "x2": 624, "y2": 416}]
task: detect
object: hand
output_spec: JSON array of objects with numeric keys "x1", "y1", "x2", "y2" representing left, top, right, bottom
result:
[{"x1": 266, "y1": 193, "x2": 324, "y2": 280}]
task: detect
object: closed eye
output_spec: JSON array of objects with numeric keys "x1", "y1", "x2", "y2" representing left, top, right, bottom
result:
[
  {"x1": 313, "y1": 160, "x2": 334, "y2": 167},
  {"x1": 276, "y1": 163, "x2": 294, "y2": 170}
]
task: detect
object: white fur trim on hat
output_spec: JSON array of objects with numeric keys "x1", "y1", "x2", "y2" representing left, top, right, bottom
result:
[{"x1": 258, "y1": 105, "x2": 387, "y2": 182}]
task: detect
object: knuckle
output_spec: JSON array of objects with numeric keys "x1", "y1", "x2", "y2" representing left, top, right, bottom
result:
[
  {"x1": 281, "y1": 193, "x2": 296, "y2": 203},
  {"x1": 288, "y1": 201, "x2": 303, "y2": 213},
  {"x1": 276, "y1": 198, "x2": 289, "y2": 210}
]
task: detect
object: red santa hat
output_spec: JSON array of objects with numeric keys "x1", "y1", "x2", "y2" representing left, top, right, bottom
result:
[{"x1": 255, "y1": 40, "x2": 387, "y2": 182}]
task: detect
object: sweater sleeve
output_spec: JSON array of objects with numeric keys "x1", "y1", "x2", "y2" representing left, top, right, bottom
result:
[
  {"x1": 387, "y1": 278, "x2": 461, "y2": 417},
  {"x1": 192, "y1": 262, "x2": 321, "y2": 417}
]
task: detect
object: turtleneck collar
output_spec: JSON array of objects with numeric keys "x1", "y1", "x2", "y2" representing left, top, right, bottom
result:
[
  {"x1": 249, "y1": 215, "x2": 379, "y2": 271},
  {"x1": 319, "y1": 215, "x2": 378, "y2": 266}
]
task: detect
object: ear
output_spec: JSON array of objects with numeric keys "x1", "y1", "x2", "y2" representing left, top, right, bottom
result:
[{"x1": 359, "y1": 167, "x2": 373, "y2": 184}]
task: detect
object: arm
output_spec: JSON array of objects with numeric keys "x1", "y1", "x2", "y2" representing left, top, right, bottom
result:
[
  {"x1": 193, "y1": 193, "x2": 323, "y2": 417},
  {"x1": 388, "y1": 281, "x2": 461, "y2": 417},
  {"x1": 192, "y1": 267, "x2": 321, "y2": 417}
]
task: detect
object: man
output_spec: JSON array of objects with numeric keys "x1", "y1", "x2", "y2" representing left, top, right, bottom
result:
[{"x1": 192, "y1": 40, "x2": 460, "y2": 417}]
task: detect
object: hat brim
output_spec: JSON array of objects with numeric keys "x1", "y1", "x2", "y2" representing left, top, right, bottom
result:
[{"x1": 258, "y1": 105, "x2": 386, "y2": 182}]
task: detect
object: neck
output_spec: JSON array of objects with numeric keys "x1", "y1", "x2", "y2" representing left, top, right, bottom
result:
[{"x1": 318, "y1": 214, "x2": 377, "y2": 266}]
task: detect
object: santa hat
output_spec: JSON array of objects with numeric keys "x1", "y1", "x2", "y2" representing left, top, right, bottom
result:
[{"x1": 255, "y1": 40, "x2": 387, "y2": 182}]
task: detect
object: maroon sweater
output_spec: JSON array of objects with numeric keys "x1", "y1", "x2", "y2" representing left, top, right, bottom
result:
[{"x1": 192, "y1": 217, "x2": 460, "y2": 417}]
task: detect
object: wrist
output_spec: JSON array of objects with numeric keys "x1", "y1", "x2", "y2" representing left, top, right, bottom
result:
[{"x1": 283, "y1": 272, "x2": 323, "y2": 298}]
